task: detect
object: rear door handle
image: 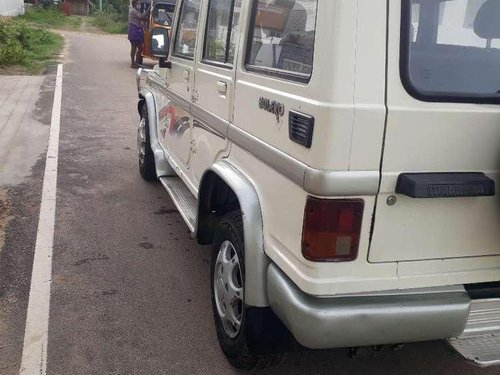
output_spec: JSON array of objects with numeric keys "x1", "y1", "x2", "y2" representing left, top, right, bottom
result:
[
  {"x1": 216, "y1": 81, "x2": 227, "y2": 95},
  {"x1": 184, "y1": 69, "x2": 190, "y2": 82},
  {"x1": 396, "y1": 173, "x2": 496, "y2": 198}
]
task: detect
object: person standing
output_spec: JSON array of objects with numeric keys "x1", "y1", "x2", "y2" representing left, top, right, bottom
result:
[{"x1": 128, "y1": 0, "x2": 150, "y2": 69}]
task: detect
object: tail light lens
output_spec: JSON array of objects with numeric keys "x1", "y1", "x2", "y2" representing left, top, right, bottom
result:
[{"x1": 302, "y1": 198, "x2": 364, "y2": 262}]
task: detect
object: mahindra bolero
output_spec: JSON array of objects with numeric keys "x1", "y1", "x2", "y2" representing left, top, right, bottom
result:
[{"x1": 135, "y1": 0, "x2": 500, "y2": 369}]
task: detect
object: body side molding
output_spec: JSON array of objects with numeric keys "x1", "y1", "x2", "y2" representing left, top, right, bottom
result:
[
  {"x1": 228, "y1": 125, "x2": 380, "y2": 197},
  {"x1": 143, "y1": 77, "x2": 380, "y2": 197}
]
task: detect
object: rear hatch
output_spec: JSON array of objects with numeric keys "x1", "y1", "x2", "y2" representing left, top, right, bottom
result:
[{"x1": 369, "y1": 0, "x2": 500, "y2": 263}]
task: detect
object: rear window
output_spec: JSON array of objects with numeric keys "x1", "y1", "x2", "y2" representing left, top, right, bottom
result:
[
  {"x1": 401, "y1": 0, "x2": 500, "y2": 103},
  {"x1": 246, "y1": 0, "x2": 318, "y2": 83}
]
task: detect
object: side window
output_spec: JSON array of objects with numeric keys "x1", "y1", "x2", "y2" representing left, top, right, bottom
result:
[
  {"x1": 246, "y1": 0, "x2": 318, "y2": 82},
  {"x1": 203, "y1": 0, "x2": 242, "y2": 65},
  {"x1": 173, "y1": 0, "x2": 201, "y2": 59}
]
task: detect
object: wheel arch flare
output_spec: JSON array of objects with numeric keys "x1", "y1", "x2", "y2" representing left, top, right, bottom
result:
[{"x1": 197, "y1": 161, "x2": 270, "y2": 308}]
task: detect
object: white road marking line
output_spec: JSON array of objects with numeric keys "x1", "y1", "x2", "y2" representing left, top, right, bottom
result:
[{"x1": 19, "y1": 64, "x2": 63, "y2": 375}]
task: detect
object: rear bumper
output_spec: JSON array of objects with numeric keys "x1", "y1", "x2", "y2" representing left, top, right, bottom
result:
[{"x1": 267, "y1": 263, "x2": 471, "y2": 349}]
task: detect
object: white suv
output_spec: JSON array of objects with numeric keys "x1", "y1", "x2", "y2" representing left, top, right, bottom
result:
[{"x1": 136, "y1": 0, "x2": 500, "y2": 369}]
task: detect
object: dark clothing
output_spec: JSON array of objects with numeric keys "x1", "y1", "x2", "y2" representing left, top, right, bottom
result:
[{"x1": 128, "y1": 22, "x2": 144, "y2": 45}]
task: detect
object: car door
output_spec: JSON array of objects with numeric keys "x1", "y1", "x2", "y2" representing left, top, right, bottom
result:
[
  {"x1": 188, "y1": 0, "x2": 242, "y2": 186},
  {"x1": 158, "y1": 0, "x2": 201, "y2": 173},
  {"x1": 369, "y1": 0, "x2": 500, "y2": 263}
]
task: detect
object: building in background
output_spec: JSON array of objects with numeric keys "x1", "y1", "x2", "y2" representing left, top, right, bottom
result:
[
  {"x1": 60, "y1": 0, "x2": 94, "y2": 16},
  {"x1": 0, "y1": 0, "x2": 25, "y2": 16}
]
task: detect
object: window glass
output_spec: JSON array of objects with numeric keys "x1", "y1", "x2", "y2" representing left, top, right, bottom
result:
[
  {"x1": 246, "y1": 0, "x2": 318, "y2": 81},
  {"x1": 227, "y1": 1, "x2": 242, "y2": 62},
  {"x1": 153, "y1": 4, "x2": 175, "y2": 27},
  {"x1": 173, "y1": 0, "x2": 201, "y2": 58},
  {"x1": 404, "y1": 0, "x2": 500, "y2": 100},
  {"x1": 204, "y1": 0, "x2": 242, "y2": 64}
]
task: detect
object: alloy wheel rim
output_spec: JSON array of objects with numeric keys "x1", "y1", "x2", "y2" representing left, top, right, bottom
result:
[
  {"x1": 214, "y1": 240, "x2": 244, "y2": 339},
  {"x1": 137, "y1": 118, "x2": 146, "y2": 164}
]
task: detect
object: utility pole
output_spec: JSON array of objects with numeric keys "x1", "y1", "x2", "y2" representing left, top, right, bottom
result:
[{"x1": 99, "y1": 0, "x2": 102, "y2": 12}]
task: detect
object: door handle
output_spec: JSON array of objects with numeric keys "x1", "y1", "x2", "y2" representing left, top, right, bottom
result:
[
  {"x1": 396, "y1": 173, "x2": 495, "y2": 198},
  {"x1": 216, "y1": 81, "x2": 227, "y2": 95},
  {"x1": 184, "y1": 69, "x2": 190, "y2": 82}
]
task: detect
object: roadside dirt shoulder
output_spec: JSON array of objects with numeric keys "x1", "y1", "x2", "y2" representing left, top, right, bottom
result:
[{"x1": 0, "y1": 190, "x2": 12, "y2": 255}]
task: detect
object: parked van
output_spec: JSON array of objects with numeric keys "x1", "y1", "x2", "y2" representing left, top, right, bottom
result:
[{"x1": 135, "y1": 0, "x2": 500, "y2": 369}]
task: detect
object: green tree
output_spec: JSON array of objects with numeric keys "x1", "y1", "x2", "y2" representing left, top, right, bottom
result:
[{"x1": 100, "y1": 0, "x2": 130, "y2": 21}]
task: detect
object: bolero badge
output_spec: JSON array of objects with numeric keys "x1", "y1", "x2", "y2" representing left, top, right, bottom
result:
[{"x1": 259, "y1": 97, "x2": 285, "y2": 122}]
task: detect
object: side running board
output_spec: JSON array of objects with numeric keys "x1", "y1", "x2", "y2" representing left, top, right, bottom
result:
[
  {"x1": 159, "y1": 176, "x2": 197, "y2": 233},
  {"x1": 447, "y1": 298, "x2": 500, "y2": 367}
]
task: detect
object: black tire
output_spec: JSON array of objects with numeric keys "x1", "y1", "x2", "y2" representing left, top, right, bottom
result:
[
  {"x1": 138, "y1": 105, "x2": 157, "y2": 181},
  {"x1": 211, "y1": 211, "x2": 286, "y2": 370}
]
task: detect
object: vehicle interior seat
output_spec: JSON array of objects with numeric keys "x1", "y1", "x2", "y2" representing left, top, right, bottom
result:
[{"x1": 277, "y1": 2, "x2": 313, "y2": 74}]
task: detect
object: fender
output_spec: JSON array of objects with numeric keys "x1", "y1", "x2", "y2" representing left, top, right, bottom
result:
[
  {"x1": 200, "y1": 161, "x2": 270, "y2": 308},
  {"x1": 138, "y1": 89, "x2": 175, "y2": 178}
]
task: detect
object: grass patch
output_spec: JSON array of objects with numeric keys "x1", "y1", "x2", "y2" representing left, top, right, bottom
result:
[
  {"x1": 0, "y1": 18, "x2": 63, "y2": 74},
  {"x1": 19, "y1": 6, "x2": 82, "y2": 30},
  {"x1": 92, "y1": 12, "x2": 128, "y2": 34},
  {"x1": 21, "y1": 5, "x2": 128, "y2": 35}
]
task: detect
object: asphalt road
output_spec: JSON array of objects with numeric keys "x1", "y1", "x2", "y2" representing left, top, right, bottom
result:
[{"x1": 0, "y1": 31, "x2": 499, "y2": 375}]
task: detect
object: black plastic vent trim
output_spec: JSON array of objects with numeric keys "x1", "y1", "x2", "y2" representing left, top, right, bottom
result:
[{"x1": 289, "y1": 110, "x2": 314, "y2": 148}]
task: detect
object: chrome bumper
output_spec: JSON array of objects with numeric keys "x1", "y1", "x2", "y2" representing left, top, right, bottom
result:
[{"x1": 267, "y1": 264, "x2": 471, "y2": 349}]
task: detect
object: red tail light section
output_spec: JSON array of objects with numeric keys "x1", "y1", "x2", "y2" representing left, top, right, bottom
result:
[{"x1": 302, "y1": 198, "x2": 364, "y2": 262}]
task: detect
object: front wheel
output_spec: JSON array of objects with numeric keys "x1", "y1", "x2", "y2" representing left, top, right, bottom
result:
[
  {"x1": 211, "y1": 211, "x2": 285, "y2": 370},
  {"x1": 137, "y1": 105, "x2": 157, "y2": 181}
]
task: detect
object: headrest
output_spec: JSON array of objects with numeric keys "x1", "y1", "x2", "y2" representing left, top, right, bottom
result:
[
  {"x1": 474, "y1": 0, "x2": 500, "y2": 40},
  {"x1": 285, "y1": 3, "x2": 307, "y2": 32}
]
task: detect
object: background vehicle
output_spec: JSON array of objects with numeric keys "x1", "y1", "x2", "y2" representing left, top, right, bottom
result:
[
  {"x1": 136, "y1": 0, "x2": 500, "y2": 370},
  {"x1": 141, "y1": 0, "x2": 177, "y2": 62}
]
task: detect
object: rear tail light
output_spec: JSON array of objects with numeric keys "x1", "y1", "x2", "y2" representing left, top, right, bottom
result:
[{"x1": 302, "y1": 198, "x2": 364, "y2": 262}]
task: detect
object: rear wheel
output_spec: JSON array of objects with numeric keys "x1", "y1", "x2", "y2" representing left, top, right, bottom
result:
[
  {"x1": 211, "y1": 211, "x2": 285, "y2": 370},
  {"x1": 137, "y1": 105, "x2": 157, "y2": 181}
]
